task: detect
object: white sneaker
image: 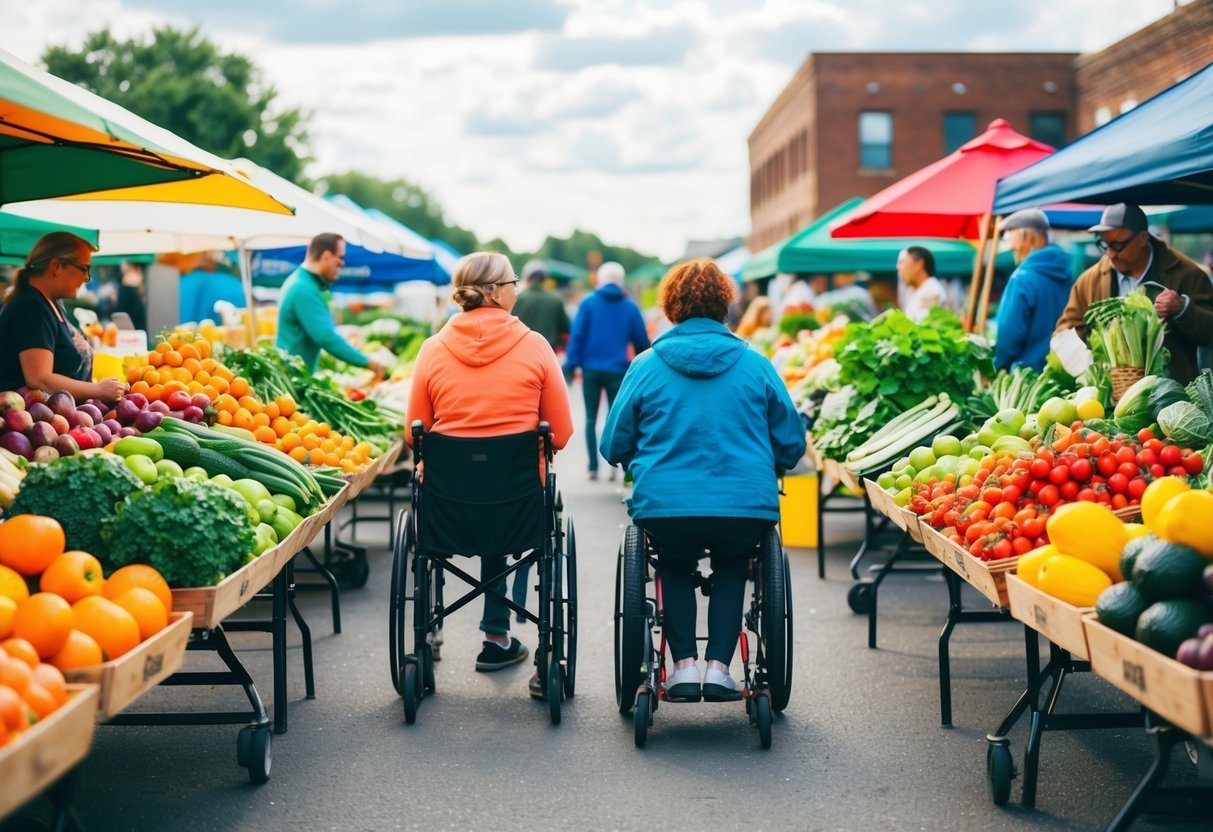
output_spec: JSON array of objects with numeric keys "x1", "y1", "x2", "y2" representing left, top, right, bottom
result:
[
  {"x1": 703, "y1": 666, "x2": 743, "y2": 702},
  {"x1": 664, "y1": 664, "x2": 702, "y2": 702}
]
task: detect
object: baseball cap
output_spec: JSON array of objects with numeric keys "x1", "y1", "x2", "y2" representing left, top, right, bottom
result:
[
  {"x1": 1088, "y1": 203, "x2": 1148, "y2": 234},
  {"x1": 1001, "y1": 208, "x2": 1049, "y2": 235}
]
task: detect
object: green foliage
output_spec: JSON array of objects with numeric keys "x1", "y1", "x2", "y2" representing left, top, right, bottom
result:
[
  {"x1": 102, "y1": 478, "x2": 255, "y2": 587},
  {"x1": 8, "y1": 454, "x2": 144, "y2": 562},
  {"x1": 778, "y1": 311, "x2": 820, "y2": 338},
  {"x1": 527, "y1": 230, "x2": 659, "y2": 277},
  {"x1": 43, "y1": 26, "x2": 311, "y2": 182}
]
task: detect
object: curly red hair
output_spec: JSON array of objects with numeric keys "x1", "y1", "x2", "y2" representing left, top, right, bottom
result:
[{"x1": 658, "y1": 258, "x2": 737, "y2": 324}]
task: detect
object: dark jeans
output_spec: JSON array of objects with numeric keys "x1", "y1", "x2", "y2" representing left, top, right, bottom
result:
[
  {"x1": 637, "y1": 517, "x2": 768, "y2": 665},
  {"x1": 582, "y1": 369, "x2": 624, "y2": 473},
  {"x1": 479, "y1": 554, "x2": 510, "y2": 636}
]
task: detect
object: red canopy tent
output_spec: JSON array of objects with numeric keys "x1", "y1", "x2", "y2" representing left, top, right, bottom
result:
[{"x1": 829, "y1": 119, "x2": 1055, "y2": 330}]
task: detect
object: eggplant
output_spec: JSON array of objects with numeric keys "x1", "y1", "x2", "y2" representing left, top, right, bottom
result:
[
  {"x1": 31, "y1": 445, "x2": 59, "y2": 464},
  {"x1": 52, "y1": 434, "x2": 79, "y2": 457},
  {"x1": 27, "y1": 422, "x2": 58, "y2": 448},
  {"x1": 0, "y1": 430, "x2": 34, "y2": 460},
  {"x1": 6, "y1": 410, "x2": 33, "y2": 434},
  {"x1": 26, "y1": 402, "x2": 54, "y2": 423},
  {"x1": 67, "y1": 410, "x2": 94, "y2": 428},
  {"x1": 45, "y1": 391, "x2": 75, "y2": 418},
  {"x1": 133, "y1": 410, "x2": 163, "y2": 433}
]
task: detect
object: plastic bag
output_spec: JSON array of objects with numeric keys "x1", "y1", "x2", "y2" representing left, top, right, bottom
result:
[{"x1": 1050, "y1": 328, "x2": 1093, "y2": 378}]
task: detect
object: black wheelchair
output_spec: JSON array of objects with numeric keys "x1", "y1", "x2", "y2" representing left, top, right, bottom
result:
[
  {"x1": 388, "y1": 421, "x2": 577, "y2": 725},
  {"x1": 614, "y1": 523, "x2": 792, "y2": 748}
]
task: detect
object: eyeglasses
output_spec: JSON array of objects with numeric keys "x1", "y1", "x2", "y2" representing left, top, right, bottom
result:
[
  {"x1": 1094, "y1": 232, "x2": 1141, "y2": 254},
  {"x1": 60, "y1": 259, "x2": 91, "y2": 278},
  {"x1": 494, "y1": 278, "x2": 520, "y2": 287}
]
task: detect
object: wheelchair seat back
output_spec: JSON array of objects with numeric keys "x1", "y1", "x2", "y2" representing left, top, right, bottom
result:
[{"x1": 417, "y1": 430, "x2": 548, "y2": 559}]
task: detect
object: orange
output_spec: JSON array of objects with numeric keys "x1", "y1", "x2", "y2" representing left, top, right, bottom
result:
[
  {"x1": 0, "y1": 684, "x2": 25, "y2": 733},
  {"x1": 186, "y1": 381, "x2": 205, "y2": 396},
  {"x1": 229, "y1": 377, "x2": 250, "y2": 398},
  {"x1": 263, "y1": 401, "x2": 280, "y2": 420},
  {"x1": 0, "y1": 515, "x2": 66, "y2": 576},
  {"x1": 319, "y1": 438, "x2": 337, "y2": 454},
  {"x1": 234, "y1": 409, "x2": 256, "y2": 431},
  {"x1": 0, "y1": 565, "x2": 29, "y2": 603},
  {"x1": 125, "y1": 366, "x2": 141, "y2": 384},
  {"x1": 238, "y1": 395, "x2": 262, "y2": 414},
  {"x1": 147, "y1": 384, "x2": 165, "y2": 402},
  {"x1": 39, "y1": 551, "x2": 105, "y2": 604},
  {"x1": 194, "y1": 370, "x2": 211, "y2": 385},
  {"x1": 200, "y1": 358, "x2": 219, "y2": 373},
  {"x1": 22, "y1": 683, "x2": 56, "y2": 719},
  {"x1": 0, "y1": 655, "x2": 32, "y2": 694},
  {"x1": 301, "y1": 434, "x2": 320, "y2": 451},
  {"x1": 214, "y1": 393, "x2": 239, "y2": 414},
  {"x1": 172, "y1": 368, "x2": 193, "y2": 384},
  {"x1": 109, "y1": 588, "x2": 167, "y2": 641},
  {"x1": 154, "y1": 341, "x2": 171, "y2": 354},
  {"x1": 1, "y1": 638, "x2": 40, "y2": 669},
  {"x1": 280, "y1": 433, "x2": 301, "y2": 452},
  {"x1": 148, "y1": 350, "x2": 165, "y2": 368},
  {"x1": 324, "y1": 451, "x2": 341, "y2": 468},
  {"x1": 213, "y1": 366, "x2": 235, "y2": 384},
  {"x1": 103, "y1": 564, "x2": 172, "y2": 613},
  {"x1": 289, "y1": 446, "x2": 310, "y2": 464},
  {"x1": 178, "y1": 343, "x2": 199, "y2": 361},
  {"x1": 275, "y1": 395, "x2": 296, "y2": 418},
  {"x1": 271, "y1": 417, "x2": 292, "y2": 438},
  {"x1": 182, "y1": 357, "x2": 201, "y2": 376},
  {"x1": 164, "y1": 350, "x2": 184, "y2": 367},
  {"x1": 217, "y1": 410, "x2": 234, "y2": 426},
  {"x1": 32, "y1": 664, "x2": 66, "y2": 707},
  {"x1": 194, "y1": 339, "x2": 211, "y2": 359},
  {"x1": 130, "y1": 380, "x2": 151, "y2": 397},
  {"x1": 12, "y1": 594, "x2": 73, "y2": 660},
  {"x1": 315, "y1": 422, "x2": 331, "y2": 437},
  {"x1": 253, "y1": 426, "x2": 277, "y2": 445},
  {"x1": 72, "y1": 597, "x2": 140, "y2": 661},
  {"x1": 49, "y1": 630, "x2": 103, "y2": 670},
  {"x1": 252, "y1": 412, "x2": 271, "y2": 429},
  {"x1": 203, "y1": 384, "x2": 220, "y2": 401},
  {"x1": 0, "y1": 597, "x2": 14, "y2": 639}
]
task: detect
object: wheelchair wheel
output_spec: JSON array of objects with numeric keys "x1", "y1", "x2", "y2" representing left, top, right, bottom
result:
[
  {"x1": 548, "y1": 658, "x2": 563, "y2": 725},
  {"x1": 754, "y1": 693, "x2": 772, "y2": 749},
  {"x1": 760, "y1": 527, "x2": 792, "y2": 713},
  {"x1": 402, "y1": 663, "x2": 419, "y2": 724},
  {"x1": 563, "y1": 517, "x2": 578, "y2": 699},
  {"x1": 387, "y1": 510, "x2": 412, "y2": 696},
  {"x1": 634, "y1": 690, "x2": 652, "y2": 748},
  {"x1": 615, "y1": 526, "x2": 647, "y2": 714}
]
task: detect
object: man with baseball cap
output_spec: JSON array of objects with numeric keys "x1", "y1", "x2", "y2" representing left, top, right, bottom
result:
[
  {"x1": 1055, "y1": 203, "x2": 1213, "y2": 384},
  {"x1": 994, "y1": 208, "x2": 1072, "y2": 371}
]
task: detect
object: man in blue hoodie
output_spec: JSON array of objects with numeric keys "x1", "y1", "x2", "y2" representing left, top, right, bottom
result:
[
  {"x1": 993, "y1": 208, "x2": 1072, "y2": 372},
  {"x1": 565, "y1": 261, "x2": 650, "y2": 480}
]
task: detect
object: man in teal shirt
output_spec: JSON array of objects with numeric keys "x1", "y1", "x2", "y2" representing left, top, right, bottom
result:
[{"x1": 276, "y1": 233, "x2": 384, "y2": 374}]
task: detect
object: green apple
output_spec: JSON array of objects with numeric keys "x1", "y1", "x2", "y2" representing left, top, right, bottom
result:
[
  {"x1": 1037, "y1": 396, "x2": 1078, "y2": 430},
  {"x1": 877, "y1": 471, "x2": 897, "y2": 490},
  {"x1": 931, "y1": 434, "x2": 963, "y2": 458},
  {"x1": 968, "y1": 445, "x2": 992, "y2": 461},
  {"x1": 154, "y1": 459, "x2": 184, "y2": 481},
  {"x1": 894, "y1": 473, "x2": 913, "y2": 491},
  {"x1": 908, "y1": 446, "x2": 936, "y2": 472}
]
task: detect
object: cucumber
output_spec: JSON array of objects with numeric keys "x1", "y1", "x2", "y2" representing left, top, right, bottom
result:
[
  {"x1": 196, "y1": 448, "x2": 253, "y2": 480},
  {"x1": 143, "y1": 431, "x2": 200, "y2": 468}
]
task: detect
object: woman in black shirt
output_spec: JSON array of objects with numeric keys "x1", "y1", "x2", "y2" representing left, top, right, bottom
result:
[{"x1": 0, "y1": 232, "x2": 126, "y2": 402}]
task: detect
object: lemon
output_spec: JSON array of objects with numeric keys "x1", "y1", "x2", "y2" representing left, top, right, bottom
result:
[
  {"x1": 1075, "y1": 398, "x2": 1105, "y2": 420},
  {"x1": 1141, "y1": 476, "x2": 1190, "y2": 531}
]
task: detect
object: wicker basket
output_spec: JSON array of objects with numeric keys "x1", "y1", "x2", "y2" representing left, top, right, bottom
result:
[{"x1": 1110, "y1": 366, "x2": 1145, "y2": 403}]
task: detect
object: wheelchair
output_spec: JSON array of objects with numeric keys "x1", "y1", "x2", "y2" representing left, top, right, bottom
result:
[
  {"x1": 614, "y1": 523, "x2": 792, "y2": 748},
  {"x1": 388, "y1": 421, "x2": 577, "y2": 726}
]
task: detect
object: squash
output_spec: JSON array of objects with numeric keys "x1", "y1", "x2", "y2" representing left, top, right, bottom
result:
[
  {"x1": 1037, "y1": 554, "x2": 1114, "y2": 607},
  {"x1": 1015, "y1": 544, "x2": 1061, "y2": 588},
  {"x1": 1154, "y1": 490, "x2": 1213, "y2": 557},
  {"x1": 1045, "y1": 501, "x2": 1130, "y2": 582}
]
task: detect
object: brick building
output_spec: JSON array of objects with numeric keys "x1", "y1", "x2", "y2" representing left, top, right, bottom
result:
[{"x1": 749, "y1": 1, "x2": 1213, "y2": 253}]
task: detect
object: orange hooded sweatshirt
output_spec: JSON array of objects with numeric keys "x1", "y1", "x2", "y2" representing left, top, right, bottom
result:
[{"x1": 406, "y1": 307, "x2": 573, "y2": 450}]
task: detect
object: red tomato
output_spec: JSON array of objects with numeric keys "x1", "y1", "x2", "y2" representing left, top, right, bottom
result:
[
  {"x1": 1048, "y1": 466, "x2": 1070, "y2": 485},
  {"x1": 1126, "y1": 478, "x2": 1148, "y2": 501},
  {"x1": 1159, "y1": 445, "x2": 1182, "y2": 467},
  {"x1": 980, "y1": 487, "x2": 1003, "y2": 504},
  {"x1": 1037, "y1": 484, "x2": 1060, "y2": 507},
  {"x1": 1107, "y1": 472, "x2": 1128, "y2": 494},
  {"x1": 1136, "y1": 449, "x2": 1157, "y2": 468},
  {"x1": 1028, "y1": 458, "x2": 1050, "y2": 479},
  {"x1": 1167, "y1": 466, "x2": 1189, "y2": 479},
  {"x1": 1149, "y1": 463, "x2": 1166, "y2": 479},
  {"x1": 1115, "y1": 446, "x2": 1137, "y2": 465},
  {"x1": 1111, "y1": 493, "x2": 1129, "y2": 510},
  {"x1": 1116, "y1": 461, "x2": 1139, "y2": 479},
  {"x1": 1137, "y1": 428, "x2": 1155, "y2": 443},
  {"x1": 1012, "y1": 507, "x2": 1036, "y2": 525},
  {"x1": 1008, "y1": 472, "x2": 1031, "y2": 493},
  {"x1": 1012, "y1": 536, "x2": 1034, "y2": 556},
  {"x1": 1096, "y1": 454, "x2": 1119, "y2": 478},
  {"x1": 1143, "y1": 438, "x2": 1163, "y2": 455},
  {"x1": 1021, "y1": 517, "x2": 1046, "y2": 538},
  {"x1": 1001, "y1": 484, "x2": 1023, "y2": 505},
  {"x1": 1090, "y1": 437, "x2": 1110, "y2": 457},
  {"x1": 991, "y1": 538, "x2": 1013, "y2": 560},
  {"x1": 1060, "y1": 480, "x2": 1079, "y2": 502},
  {"x1": 1069, "y1": 458, "x2": 1092, "y2": 482},
  {"x1": 991, "y1": 502, "x2": 1017, "y2": 521},
  {"x1": 1076, "y1": 487, "x2": 1096, "y2": 502},
  {"x1": 1182, "y1": 452, "x2": 1204, "y2": 475}
]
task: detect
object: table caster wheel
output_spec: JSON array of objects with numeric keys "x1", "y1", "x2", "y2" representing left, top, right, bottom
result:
[
  {"x1": 847, "y1": 581, "x2": 874, "y2": 614},
  {"x1": 987, "y1": 740, "x2": 1014, "y2": 805}
]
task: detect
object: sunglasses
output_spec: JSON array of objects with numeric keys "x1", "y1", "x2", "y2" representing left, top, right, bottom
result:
[{"x1": 1094, "y1": 232, "x2": 1141, "y2": 254}]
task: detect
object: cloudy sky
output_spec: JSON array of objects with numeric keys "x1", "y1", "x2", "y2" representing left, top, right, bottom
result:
[{"x1": 2, "y1": 0, "x2": 1191, "y2": 260}]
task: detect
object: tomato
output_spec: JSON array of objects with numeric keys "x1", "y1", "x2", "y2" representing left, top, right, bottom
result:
[
  {"x1": 1111, "y1": 493, "x2": 1129, "y2": 510},
  {"x1": 1012, "y1": 536, "x2": 1034, "y2": 556},
  {"x1": 1028, "y1": 458, "x2": 1050, "y2": 479},
  {"x1": 1076, "y1": 487, "x2": 1096, "y2": 503},
  {"x1": 1060, "y1": 480, "x2": 1079, "y2": 502},
  {"x1": 1012, "y1": 507, "x2": 1036, "y2": 525},
  {"x1": 1008, "y1": 472, "x2": 1031, "y2": 493},
  {"x1": 1021, "y1": 517, "x2": 1046, "y2": 538},
  {"x1": 1037, "y1": 484, "x2": 1060, "y2": 507},
  {"x1": 1149, "y1": 463, "x2": 1166, "y2": 479},
  {"x1": 1116, "y1": 461, "x2": 1139, "y2": 479},
  {"x1": 1168, "y1": 466, "x2": 1189, "y2": 479},
  {"x1": 1137, "y1": 428, "x2": 1155, "y2": 443},
  {"x1": 1136, "y1": 449, "x2": 1157, "y2": 468},
  {"x1": 1126, "y1": 477, "x2": 1148, "y2": 501},
  {"x1": 1096, "y1": 454, "x2": 1118, "y2": 477},
  {"x1": 1068, "y1": 458, "x2": 1092, "y2": 482},
  {"x1": 1090, "y1": 437, "x2": 1110, "y2": 457},
  {"x1": 1107, "y1": 472, "x2": 1128, "y2": 494},
  {"x1": 1115, "y1": 446, "x2": 1137, "y2": 465},
  {"x1": 1048, "y1": 466, "x2": 1070, "y2": 485},
  {"x1": 1143, "y1": 438, "x2": 1163, "y2": 455},
  {"x1": 992, "y1": 502, "x2": 1017, "y2": 521},
  {"x1": 1182, "y1": 452, "x2": 1204, "y2": 475},
  {"x1": 1095, "y1": 490, "x2": 1112, "y2": 504},
  {"x1": 1000, "y1": 485, "x2": 1022, "y2": 505},
  {"x1": 980, "y1": 487, "x2": 1003, "y2": 504},
  {"x1": 1158, "y1": 445, "x2": 1182, "y2": 467},
  {"x1": 991, "y1": 538, "x2": 1013, "y2": 561}
]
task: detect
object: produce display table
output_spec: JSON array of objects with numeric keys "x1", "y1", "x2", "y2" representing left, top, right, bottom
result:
[
  {"x1": 0, "y1": 685, "x2": 100, "y2": 830},
  {"x1": 805, "y1": 436, "x2": 868, "y2": 580}
]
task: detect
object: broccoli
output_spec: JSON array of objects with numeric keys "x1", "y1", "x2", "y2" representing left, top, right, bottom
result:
[
  {"x1": 102, "y1": 478, "x2": 255, "y2": 587},
  {"x1": 8, "y1": 453, "x2": 144, "y2": 562}
]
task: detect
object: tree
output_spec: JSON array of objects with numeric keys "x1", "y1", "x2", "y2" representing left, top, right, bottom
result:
[
  {"x1": 43, "y1": 27, "x2": 311, "y2": 183},
  {"x1": 531, "y1": 230, "x2": 658, "y2": 276},
  {"x1": 316, "y1": 171, "x2": 479, "y2": 254}
]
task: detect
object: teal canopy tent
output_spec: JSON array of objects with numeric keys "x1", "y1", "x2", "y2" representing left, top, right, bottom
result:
[
  {"x1": 741, "y1": 198, "x2": 999, "y2": 282},
  {"x1": 0, "y1": 211, "x2": 99, "y2": 260}
]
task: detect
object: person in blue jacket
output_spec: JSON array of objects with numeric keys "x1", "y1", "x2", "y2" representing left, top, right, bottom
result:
[
  {"x1": 565, "y1": 261, "x2": 650, "y2": 480},
  {"x1": 277, "y1": 233, "x2": 385, "y2": 374},
  {"x1": 993, "y1": 209, "x2": 1073, "y2": 372},
  {"x1": 600, "y1": 258, "x2": 807, "y2": 703}
]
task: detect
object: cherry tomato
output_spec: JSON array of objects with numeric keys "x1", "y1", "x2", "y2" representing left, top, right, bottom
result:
[
  {"x1": 1090, "y1": 437, "x2": 1110, "y2": 457},
  {"x1": 1111, "y1": 493, "x2": 1129, "y2": 510},
  {"x1": 980, "y1": 487, "x2": 1003, "y2": 504},
  {"x1": 1158, "y1": 445, "x2": 1182, "y2": 467},
  {"x1": 1060, "y1": 480, "x2": 1079, "y2": 502},
  {"x1": 1182, "y1": 452, "x2": 1204, "y2": 475},
  {"x1": 1137, "y1": 428, "x2": 1155, "y2": 443},
  {"x1": 1096, "y1": 490, "x2": 1112, "y2": 504},
  {"x1": 1037, "y1": 450, "x2": 1055, "y2": 466},
  {"x1": 1108, "y1": 472, "x2": 1128, "y2": 494},
  {"x1": 1069, "y1": 458, "x2": 1092, "y2": 482},
  {"x1": 1008, "y1": 472, "x2": 1031, "y2": 493},
  {"x1": 1096, "y1": 454, "x2": 1119, "y2": 478},
  {"x1": 1135, "y1": 449, "x2": 1157, "y2": 468},
  {"x1": 1115, "y1": 446, "x2": 1137, "y2": 465},
  {"x1": 1021, "y1": 517, "x2": 1046, "y2": 538},
  {"x1": 1116, "y1": 461, "x2": 1139, "y2": 479},
  {"x1": 1029, "y1": 458, "x2": 1050, "y2": 479},
  {"x1": 1143, "y1": 438, "x2": 1163, "y2": 455},
  {"x1": 1168, "y1": 466, "x2": 1189, "y2": 479},
  {"x1": 992, "y1": 502, "x2": 1017, "y2": 521},
  {"x1": 992, "y1": 537, "x2": 1014, "y2": 560},
  {"x1": 1012, "y1": 536, "x2": 1034, "y2": 556},
  {"x1": 1013, "y1": 507, "x2": 1036, "y2": 525},
  {"x1": 1149, "y1": 463, "x2": 1166, "y2": 479},
  {"x1": 1076, "y1": 487, "x2": 1096, "y2": 502},
  {"x1": 1126, "y1": 478, "x2": 1148, "y2": 501},
  {"x1": 1048, "y1": 466, "x2": 1070, "y2": 485},
  {"x1": 1037, "y1": 484, "x2": 1060, "y2": 507}
]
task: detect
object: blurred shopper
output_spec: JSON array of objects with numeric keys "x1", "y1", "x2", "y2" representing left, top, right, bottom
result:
[
  {"x1": 734, "y1": 296, "x2": 773, "y2": 338},
  {"x1": 277, "y1": 233, "x2": 385, "y2": 375},
  {"x1": 511, "y1": 260, "x2": 570, "y2": 351},
  {"x1": 993, "y1": 209, "x2": 1071, "y2": 372},
  {"x1": 116, "y1": 261, "x2": 147, "y2": 331},
  {"x1": 178, "y1": 251, "x2": 246, "y2": 326},
  {"x1": 1055, "y1": 203, "x2": 1213, "y2": 384},
  {"x1": 600, "y1": 259, "x2": 805, "y2": 701},
  {"x1": 897, "y1": 246, "x2": 946, "y2": 323},
  {"x1": 565, "y1": 261, "x2": 650, "y2": 481}
]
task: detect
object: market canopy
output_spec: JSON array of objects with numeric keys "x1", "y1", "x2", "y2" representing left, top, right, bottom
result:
[
  {"x1": 0, "y1": 210, "x2": 96, "y2": 259},
  {"x1": 995, "y1": 63, "x2": 1213, "y2": 212},
  {"x1": 742, "y1": 198, "x2": 995, "y2": 282},
  {"x1": 831, "y1": 119, "x2": 1054, "y2": 239},
  {"x1": 0, "y1": 47, "x2": 290, "y2": 214}
]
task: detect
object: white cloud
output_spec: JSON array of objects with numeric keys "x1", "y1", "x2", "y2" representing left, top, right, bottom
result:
[{"x1": 0, "y1": 0, "x2": 1193, "y2": 260}]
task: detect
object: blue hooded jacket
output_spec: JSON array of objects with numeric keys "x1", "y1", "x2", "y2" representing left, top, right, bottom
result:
[
  {"x1": 565, "y1": 283, "x2": 649, "y2": 374},
  {"x1": 994, "y1": 244, "x2": 1072, "y2": 372},
  {"x1": 600, "y1": 318, "x2": 807, "y2": 522}
]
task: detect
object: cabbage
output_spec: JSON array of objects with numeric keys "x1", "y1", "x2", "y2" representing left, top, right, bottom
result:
[
  {"x1": 1113, "y1": 374, "x2": 1162, "y2": 432},
  {"x1": 1157, "y1": 401, "x2": 1212, "y2": 448},
  {"x1": 1148, "y1": 377, "x2": 1189, "y2": 420}
]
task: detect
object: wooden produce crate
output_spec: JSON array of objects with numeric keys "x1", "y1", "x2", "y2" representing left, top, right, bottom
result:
[
  {"x1": 172, "y1": 495, "x2": 342, "y2": 629},
  {"x1": 863, "y1": 477, "x2": 890, "y2": 515},
  {"x1": 920, "y1": 524, "x2": 1015, "y2": 607},
  {"x1": 804, "y1": 432, "x2": 823, "y2": 470},
  {"x1": 822, "y1": 457, "x2": 861, "y2": 493},
  {"x1": 1083, "y1": 614, "x2": 1212, "y2": 738},
  {"x1": 343, "y1": 441, "x2": 404, "y2": 501},
  {"x1": 63, "y1": 612, "x2": 192, "y2": 719},
  {"x1": 0, "y1": 685, "x2": 99, "y2": 821},
  {"x1": 862, "y1": 478, "x2": 925, "y2": 544},
  {"x1": 1005, "y1": 574, "x2": 1091, "y2": 660}
]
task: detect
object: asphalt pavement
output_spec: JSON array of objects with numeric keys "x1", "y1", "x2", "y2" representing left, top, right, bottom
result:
[{"x1": 7, "y1": 383, "x2": 1211, "y2": 832}]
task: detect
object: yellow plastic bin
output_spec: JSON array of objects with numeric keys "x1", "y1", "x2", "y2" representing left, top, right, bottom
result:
[
  {"x1": 92, "y1": 352, "x2": 124, "y2": 382},
  {"x1": 779, "y1": 473, "x2": 819, "y2": 548}
]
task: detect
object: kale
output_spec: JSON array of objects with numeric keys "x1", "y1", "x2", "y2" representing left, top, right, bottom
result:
[
  {"x1": 102, "y1": 478, "x2": 255, "y2": 587},
  {"x1": 8, "y1": 453, "x2": 144, "y2": 561}
]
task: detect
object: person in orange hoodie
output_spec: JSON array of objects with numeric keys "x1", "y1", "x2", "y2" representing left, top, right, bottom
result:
[{"x1": 407, "y1": 252, "x2": 573, "y2": 688}]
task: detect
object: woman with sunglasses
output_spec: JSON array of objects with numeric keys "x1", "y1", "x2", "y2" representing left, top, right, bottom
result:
[{"x1": 0, "y1": 232, "x2": 126, "y2": 402}]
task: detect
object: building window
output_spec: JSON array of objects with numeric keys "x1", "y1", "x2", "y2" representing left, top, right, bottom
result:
[
  {"x1": 1029, "y1": 111, "x2": 1067, "y2": 148},
  {"x1": 859, "y1": 111, "x2": 892, "y2": 170},
  {"x1": 943, "y1": 111, "x2": 977, "y2": 154}
]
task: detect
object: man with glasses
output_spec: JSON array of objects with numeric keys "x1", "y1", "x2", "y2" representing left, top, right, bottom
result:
[
  {"x1": 1055, "y1": 203, "x2": 1213, "y2": 384},
  {"x1": 277, "y1": 232, "x2": 386, "y2": 375}
]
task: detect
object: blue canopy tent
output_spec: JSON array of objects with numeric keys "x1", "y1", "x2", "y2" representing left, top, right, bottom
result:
[
  {"x1": 995, "y1": 62, "x2": 1213, "y2": 212},
  {"x1": 249, "y1": 244, "x2": 439, "y2": 290}
]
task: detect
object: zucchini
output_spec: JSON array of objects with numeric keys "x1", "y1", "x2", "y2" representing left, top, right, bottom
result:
[
  {"x1": 196, "y1": 448, "x2": 253, "y2": 480},
  {"x1": 210, "y1": 424, "x2": 260, "y2": 443},
  {"x1": 143, "y1": 431, "x2": 200, "y2": 468}
]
